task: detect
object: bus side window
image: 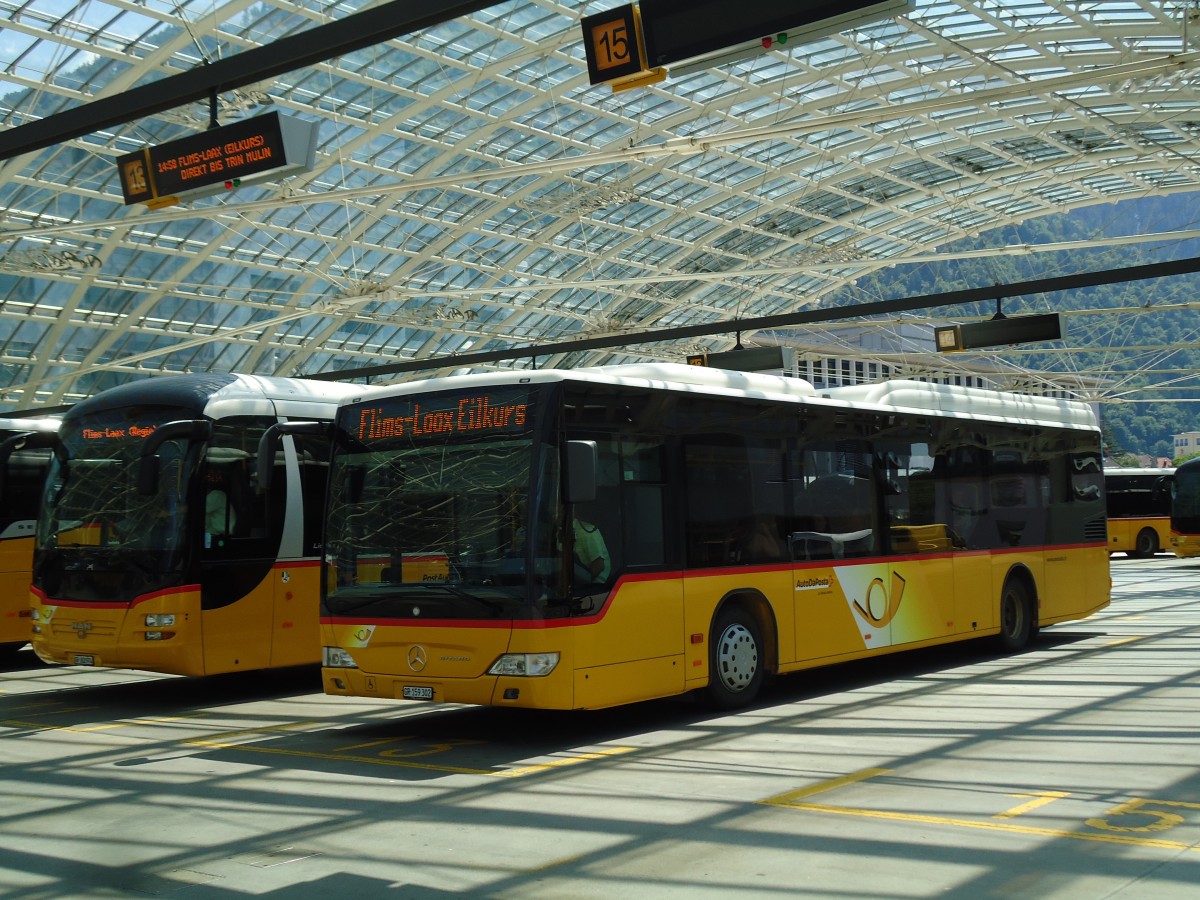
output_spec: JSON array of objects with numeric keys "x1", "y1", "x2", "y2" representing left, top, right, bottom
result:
[
  {"x1": 620, "y1": 437, "x2": 666, "y2": 567},
  {"x1": 202, "y1": 418, "x2": 274, "y2": 558}
]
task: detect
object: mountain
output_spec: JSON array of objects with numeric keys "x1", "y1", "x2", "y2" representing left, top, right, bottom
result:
[{"x1": 828, "y1": 194, "x2": 1200, "y2": 461}]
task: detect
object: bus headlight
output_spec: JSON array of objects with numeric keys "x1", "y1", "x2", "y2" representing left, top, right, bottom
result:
[
  {"x1": 323, "y1": 646, "x2": 359, "y2": 668},
  {"x1": 145, "y1": 614, "x2": 176, "y2": 627},
  {"x1": 487, "y1": 652, "x2": 560, "y2": 677}
]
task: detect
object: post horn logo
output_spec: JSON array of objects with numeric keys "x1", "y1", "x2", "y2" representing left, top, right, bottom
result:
[{"x1": 852, "y1": 572, "x2": 907, "y2": 628}]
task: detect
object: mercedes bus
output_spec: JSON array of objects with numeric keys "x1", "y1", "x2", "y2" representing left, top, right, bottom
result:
[
  {"x1": 1170, "y1": 456, "x2": 1200, "y2": 558},
  {"x1": 30, "y1": 374, "x2": 358, "y2": 676},
  {"x1": 313, "y1": 364, "x2": 1110, "y2": 711},
  {"x1": 1103, "y1": 467, "x2": 1174, "y2": 557}
]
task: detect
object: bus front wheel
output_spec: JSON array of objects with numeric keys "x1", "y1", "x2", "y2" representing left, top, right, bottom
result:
[
  {"x1": 707, "y1": 606, "x2": 764, "y2": 709},
  {"x1": 1131, "y1": 528, "x2": 1159, "y2": 558},
  {"x1": 996, "y1": 576, "x2": 1034, "y2": 652}
]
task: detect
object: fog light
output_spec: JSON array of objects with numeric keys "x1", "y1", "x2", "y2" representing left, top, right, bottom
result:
[
  {"x1": 487, "y1": 652, "x2": 560, "y2": 677},
  {"x1": 323, "y1": 646, "x2": 358, "y2": 668},
  {"x1": 145, "y1": 631, "x2": 175, "y2": 641}
]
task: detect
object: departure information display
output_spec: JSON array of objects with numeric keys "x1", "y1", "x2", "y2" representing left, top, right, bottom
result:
[{"x1": 117, "y1": 112, "x2": 317, "y2": 206}]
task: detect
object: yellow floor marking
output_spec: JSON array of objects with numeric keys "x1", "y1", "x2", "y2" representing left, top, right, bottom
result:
[
  {"x1": 995, "y1": 791, "x2": 1070, "y2": 819},
  {"x1": 334, "y1": 737, "x2": 400, "y2": 753},
  {"x1": 1, "y1": 713, "x2": 207, "y2": 734},
  {"x1": 1106, "y1": 636, "x2": 1142, "y2": 647},
  {"x1": 188, "y1": 726, "x2": 633, "y2": 777},
  {"x1": 761, "y1": 768, "x2": 891, "y2": 806},
  {"x1": 497, "y1": 747, "x2": 633, "y2": 778},
  {"x1": 767, "y1": 799, "x2": 1200, "y2": 852},
  {"x1": 183, "y1": 737, "x2": 500, "y2": 775}
]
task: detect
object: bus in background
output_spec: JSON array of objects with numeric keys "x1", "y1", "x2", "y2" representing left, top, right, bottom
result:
[
  {"x1": 313, "y1": 363, "x2": 1109, "y2": 711},
  {"x1": 1170, "y1": 456, "x2": 1200, "y2": 558},
  {"x1": 0, "y1": 417, "x2": 59, "y2": 657},
  {"x1": 1103, "y1": 467, "x2": 1174, "y2": 557},
  {"x1": 30, "y1": 375, "x2": 359, "y2": 676}
]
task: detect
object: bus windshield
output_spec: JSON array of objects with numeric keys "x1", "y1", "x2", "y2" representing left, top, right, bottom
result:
[
  {"x1": 325, "y1": 385, "x2": 569, "y2": 620},
  {"x1": 35, "y1": 406, "x2": 198, "y2": 601}
]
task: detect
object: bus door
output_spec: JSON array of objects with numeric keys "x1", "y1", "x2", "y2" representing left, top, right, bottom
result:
[
  {"x1": 878, "y1": 444, "x2": 963, "y2": 647},
  {"x1": 790, "y1": 440, "x2": 885, "y2": 661},
  {"x1": 573, "y1": 434, "x2": 684, "y2": 706},
  {"x1": 199, "y1": 417, "x2": 279, "y2": 674},
  {"x1": 267, "y1": 428, "x2": 329, "y2": 668}
]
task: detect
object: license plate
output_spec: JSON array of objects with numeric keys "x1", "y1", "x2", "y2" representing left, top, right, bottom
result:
[
  {"x1": 402, "y1": 685, "x2": 434, "y2": 701},
  {"x1": 74, "y1": 655, "x2": 95, "y2": 666}
]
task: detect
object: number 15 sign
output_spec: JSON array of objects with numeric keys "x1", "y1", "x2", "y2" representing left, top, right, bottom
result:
[{"x1": 582, "y1": 4, "x2": 649, "y2": 85}]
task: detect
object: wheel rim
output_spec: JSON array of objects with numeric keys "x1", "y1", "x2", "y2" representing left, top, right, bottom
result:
[
  {"x1": 716, "y1": 622, "x2": 758, "y2": 692},
  {"x1": 1002, "y1": 589, "x2": 1024, "y2": 639}
]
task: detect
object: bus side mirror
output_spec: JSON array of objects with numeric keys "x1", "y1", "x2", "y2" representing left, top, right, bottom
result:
[
  {"x1": 137, "y1": 419, "x2": 213, "y2": 495},
  {"x1": 256, "y1": 421, "x2": 328, "y2": 493},
  {"x1": 565, "y1": 440, "x2": 597, "y2": 504}
]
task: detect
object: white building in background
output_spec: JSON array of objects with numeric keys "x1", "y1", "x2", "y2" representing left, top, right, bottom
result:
[
  {"x1": 748, "y1": 321, "x2": 1101, "y2": 401},
  {"x1": 1174, "y1": 432, "x2": 1200, "y2": 458}
]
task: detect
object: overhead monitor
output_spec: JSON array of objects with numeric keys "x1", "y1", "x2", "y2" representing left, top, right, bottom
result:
[
  {"x1": 936, "y1": 314, "x2": 1066, "y2": 352},
  {"x1": 687, "y1": 346, "x2": 794, "y2": 372},
  {"x1": 117, "y1": 111, "x2": 319, "y2": 208},
  {"x1": 640, "y1": 0, "x2": 913, "y2": 74}
]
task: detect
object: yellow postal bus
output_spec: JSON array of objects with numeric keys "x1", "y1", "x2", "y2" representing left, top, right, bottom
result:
[
  {"x1": 1103, "y1": 467, "x2": 1173, "y2": 557},
  {"x1": 1170, "y1": 457, "x2": 1200, "y2": 558},
  {"x1": 315, "y1": 364, "x2": 1110, "y2": 710},
  {"x1": 0, "y1": 417, "x2": 58, "y2": 657},
  {"x1": 30, "y1": 374, "x2": 357, "y2": 675}
]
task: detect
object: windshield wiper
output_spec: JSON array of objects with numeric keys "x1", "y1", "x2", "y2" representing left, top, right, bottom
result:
[
  {"x1": 328, "y1": 593, "x2": 400, "y2": 615},
  {"x1": 331, "y1": 582, "x2": 512, "y2": 617},
  {"x1": 410, "y1": 581, "x2": 510, "y2": 615}
]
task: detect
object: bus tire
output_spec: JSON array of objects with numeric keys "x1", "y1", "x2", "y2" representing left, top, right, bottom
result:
[
  {"x1": 1131, "y1": 528, "x2": 1159, "y2": 558},
  {"x1": 707, "y1": 605, "x2": 764, "y2": 709},
  {"x1": 996, "y1": 575, "x2": 1034, "y2": 653}
]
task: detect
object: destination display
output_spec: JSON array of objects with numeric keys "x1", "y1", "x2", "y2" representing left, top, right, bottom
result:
[
  {"x1": 352, "y1": 388, "x2": 534, "y2": 445},
  {"x1": 81, "y1": 424, "x2": 156, "y2": 441},
  {"x1": 117, "y1": 111, "x2": 319, "y2": 207}
]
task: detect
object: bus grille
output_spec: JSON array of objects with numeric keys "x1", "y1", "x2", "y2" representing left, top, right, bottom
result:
[{"x1": 50, "y1": 619, "x2": 119, "y2": 638}]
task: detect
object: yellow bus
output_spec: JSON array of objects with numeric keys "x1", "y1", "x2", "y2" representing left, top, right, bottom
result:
[
  {"x1": 1170, "y1": 457, "x2": 1200, "y2": 558},
  {"x1": 0, "y1": 417, "x2": 58, "y2": 657},
  {"x1": 314, "y1": 364, "x2": 1110, "y2": 710},
  {"x1": 1103, "y1": 467, "x2": 1174, "y2": 557},
  {"x1": 30, "y1": 374, "x2": 358, "y2": 676}
]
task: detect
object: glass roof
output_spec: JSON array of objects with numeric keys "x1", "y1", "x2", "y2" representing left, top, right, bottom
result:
[{"x1": 3, "y1": 0, "x2": 1200, "y2": 407}]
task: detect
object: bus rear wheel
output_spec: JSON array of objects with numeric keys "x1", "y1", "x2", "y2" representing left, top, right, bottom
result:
[
  {"x1": 996, "y1": 576, "x2": 1034, "y2": 652},
  {"x1": 707, "y1": 606, "x2": 764, "y2": 709},
  {"x1": 1131, "y1": 528, "x2": 1159, "y2": 558}
]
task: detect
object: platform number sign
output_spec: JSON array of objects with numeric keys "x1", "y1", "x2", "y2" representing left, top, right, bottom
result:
[{"x1": 582, "y1": 4, "x2": 647, "y2": 85}]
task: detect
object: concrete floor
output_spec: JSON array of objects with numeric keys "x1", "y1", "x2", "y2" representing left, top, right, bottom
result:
[{"x1": 1, "y1": 555, "x2": 1198, "y2": 899}]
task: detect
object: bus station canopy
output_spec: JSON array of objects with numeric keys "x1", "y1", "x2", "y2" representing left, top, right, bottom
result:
[{"x1": 3, "y1": 0, "x2": 1200, "y2": 408}]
